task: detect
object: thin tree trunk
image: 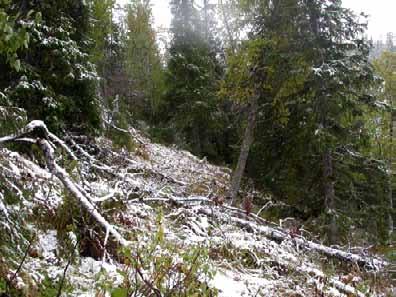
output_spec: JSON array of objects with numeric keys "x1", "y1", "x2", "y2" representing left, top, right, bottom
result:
[
  {"x1": 228, "y1": 96, "x2": 258, "y2": 205},
  {"x1": 388, "y1": 109, "x2": 395, "y2": 237},
  {"x1": 192, "y1": 124, "x2": 202, "y2": 156},
  {"x1": 204, "y1": 0, "x2": 209, "y2": 40},
  {"x1": 388, "y1": 175, "x2": 393, "y2": 237},
  {"x1": 219, "y1": 0, "x2": 236, "y2": 53},
  {"x1": 323, "y1": 150, "x2": 337, "y2": 244}
]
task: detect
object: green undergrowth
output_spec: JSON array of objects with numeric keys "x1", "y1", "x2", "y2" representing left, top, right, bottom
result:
[
  {"x1": 208, "y1": 241, "x2": 262, "y2": 270},
  {"x1": 106, "y1": 126, "x2": 137, "y2": 152},
  {"x1": 0, "y1": 170, "x2": 34, "y2": 294},
  {"x1": 3, "y1": 199, "x2": 219, "y2": 296},
  {"x1": 96, "y1": 210, "x2": 218, "y2": 297}
]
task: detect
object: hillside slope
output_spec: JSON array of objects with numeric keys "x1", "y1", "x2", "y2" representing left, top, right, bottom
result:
[{"x1": 0, "y1": 122, "x2": 393, "y2": 296}]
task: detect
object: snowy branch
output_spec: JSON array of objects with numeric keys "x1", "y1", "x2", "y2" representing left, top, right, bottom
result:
[{"x1": 0, "y1": 121, "x2": 130, "y2": 247}]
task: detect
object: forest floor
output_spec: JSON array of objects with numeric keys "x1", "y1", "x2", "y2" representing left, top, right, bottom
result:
[{"x1": 0, "y1": 123, "x2": 394, "y2": 296}]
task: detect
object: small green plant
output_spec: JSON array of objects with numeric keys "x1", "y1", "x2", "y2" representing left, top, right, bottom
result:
[
  {"x1": 0, "y1": 276, "x2": 24, "y2": 297},
  {"x1": 36, "y1": 273, "x2": 74, "y2": 297},
  {"x1": 355, "y1": 279, "x2": 372, "y2": 295},
  {"x1": 37, "y1": 275, "x2": 59, "y2": 297},
  {"x1": 0, "y1": 277, "x2": 8, "y2": 296},
  {"x1": 100, "y1": 211, "x2": 218, "y2": 296},
  {"x1": 107, "y1": 125, "x2": 136, "y2": 152}
]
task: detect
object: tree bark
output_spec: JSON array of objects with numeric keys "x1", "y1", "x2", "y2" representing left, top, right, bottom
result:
[
  {"x1": 37, "y1": 139, "x2": 129, "y2": 246},
  {"x1": 192, "y1": 124, "x2": 202, "y2": 156},
  {"x1": 323, "y1": 150, "x2": 337, "y2": 244},
  {"x1": 228, "y1": 96, "x2": 258, "y2": 204},
  {"x1": 204, "y1": 0, "x2": 209, "y2": 40},
  {"x1": 388, "y1": 174, "x2": 393, "y2": 237},
  {"x1": 388, "y1": 109, "x2": 395, "y2": 237}
]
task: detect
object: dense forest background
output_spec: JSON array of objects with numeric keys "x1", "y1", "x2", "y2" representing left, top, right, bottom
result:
[{"x1": 1, "y1": 0, "x2": 396, "y2": 247}]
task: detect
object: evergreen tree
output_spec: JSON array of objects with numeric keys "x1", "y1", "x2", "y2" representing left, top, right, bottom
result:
[
  {"x1": 371, "y1": 51, "x2": 396, "y2": 237},
  {"x1": 161, "y1": 0, "x2": 224, "y2": 159},
  {"x1": 298, "y1": 0, "x2": 383, "y2": 242},
  {"x1": 0, "y1": 0, "x2": 100, "y2": 133},
  {"x1": 124, "y1": 0, "x2": 164, "y2": 122},
  {"x1": 0, "y1": 0, "x2": 33, "y2": 71},
  {"x1": 224, "y1": 0, "x2": 386, "y2": 243},
  {"x1": 88, "y1": 0, "x2": 115, "y2": 79},
  {"x1": 225, "y1": 0, "x2": 313, "y2": 204},
  {"x1": 87, "y1": 0, "x2": 125, "y2": 118},
  {"x1": 0, "y1": 0, "x2": 35, "y2": 134}
]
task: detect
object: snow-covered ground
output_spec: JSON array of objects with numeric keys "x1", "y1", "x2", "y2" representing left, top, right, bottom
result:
[{"x1": 0, "y1": 125, "x2": 393, "y2": 296}]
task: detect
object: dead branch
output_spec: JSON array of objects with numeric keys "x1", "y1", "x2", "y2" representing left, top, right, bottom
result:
[{"x1": 1, "y1": 121, "x2": 129, "y2": 247}]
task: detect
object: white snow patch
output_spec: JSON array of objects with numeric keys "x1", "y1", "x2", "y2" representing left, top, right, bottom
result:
[
  {"x1": 37, "y1": 230, "x2": 58, "y2": 261},
  {"x1": 212, "y1": 269, "x2": 273, "y2": 297}
]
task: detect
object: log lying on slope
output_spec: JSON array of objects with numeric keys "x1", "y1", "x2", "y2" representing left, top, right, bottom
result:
[
  {"x1": 230, "y1": 216, "x2": 387, "y2": 271},
  {"x1": 127, "y1": 195, "x2": 388, "y2": 271},
  {"x1": 198, "y1": 206, "x2": 388, "y2": 271},
  {"x1": 0, "y1": 121, "x2": 129, "y2": 247},
  {"x1": 65, "y1": 134, "x2": 187, "y2": 186},
  {"x1": 216, "y1": 205, "x2": 387, "y2": 271}
]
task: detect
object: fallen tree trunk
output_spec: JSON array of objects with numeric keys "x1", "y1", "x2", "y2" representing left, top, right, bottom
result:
[
  {"x1": 199, "y1": 202, "x2": 387, "y2": 270},
  {"x1": 37, "y1": 138, "x2": 129, "y2": 246},
  {"x1": 130, "y1": 193, "x2": 388, "y2": 271},
  {"x1": 229, "y1": 215, "x2": 387, "y2": 271},
  {"x1": 0, "y1": 121, "x2": 129, "y2": 247}
]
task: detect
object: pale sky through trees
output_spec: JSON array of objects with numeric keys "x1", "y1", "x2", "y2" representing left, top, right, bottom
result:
[
  {"x1": 118, "y1": 0, "x2": 395, "y2": 40},
  {"x1": 342, "y1": 0, "x2": 396, "y2": 40}
]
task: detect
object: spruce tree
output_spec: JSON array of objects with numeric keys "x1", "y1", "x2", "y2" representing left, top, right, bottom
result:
[
  {"x1": 225, "y1": 0, "x2": 385, "y2": 243},
  {"x1": 162, "y1": 0, "x2": 224, "y2": 159},
  {"x1": 124, "y1": 0, "x2": 164, "y2": 122},
  {"x1": 0, "y1": 0, "x2": 100, "y2": 133},
  {"x1": 372, "y1": 51, "x2": 396, "y2": 237},
  {"x1": 0, "y1": 0, "x2": 34, "y2": 134},
  {"x1": 88, "y1": 0, "x2": 115, "y2": 79}
]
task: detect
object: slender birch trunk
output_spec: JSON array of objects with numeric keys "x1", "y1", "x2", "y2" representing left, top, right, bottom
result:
[{"x1": 228, "y1": 96, "x2": 258, "y2": 205}]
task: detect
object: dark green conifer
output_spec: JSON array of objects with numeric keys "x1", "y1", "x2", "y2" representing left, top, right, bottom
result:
[{"x1": 0, "y1": 0, "x2": 101, "y2": 133}]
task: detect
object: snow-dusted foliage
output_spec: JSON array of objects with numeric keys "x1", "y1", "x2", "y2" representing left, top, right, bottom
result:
[
  {"x1": 1, "y1": 2, "x2": 100, "y2": 133},
  {"x1": 0, "y1": 123, "x2": 393, "y2": 296}
]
